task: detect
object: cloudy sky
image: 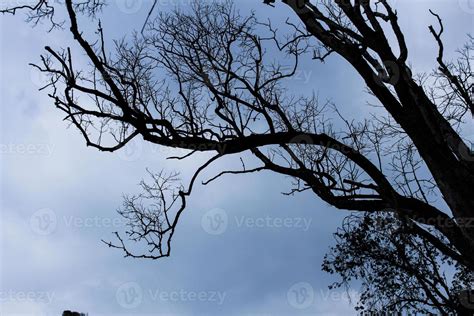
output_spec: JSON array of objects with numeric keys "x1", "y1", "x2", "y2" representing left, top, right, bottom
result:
[{"x1": 1, "y1": 1, "x2": 472, "y2": 315}]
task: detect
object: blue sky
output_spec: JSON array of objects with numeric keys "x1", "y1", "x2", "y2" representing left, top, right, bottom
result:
[{"x1": 0, "y1": 1, "x2": 473, "y2": 315}]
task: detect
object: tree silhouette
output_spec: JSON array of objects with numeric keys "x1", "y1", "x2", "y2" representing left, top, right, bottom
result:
[
  {"x1": 323, "y1": 212, "x2": 473, "y2": 314},
  {"x1": 2, "y1": 0, "x2": 473, "y2": 313},
  {"x1": 62, "y1": 310, "x2": 87, "y2": 316}
]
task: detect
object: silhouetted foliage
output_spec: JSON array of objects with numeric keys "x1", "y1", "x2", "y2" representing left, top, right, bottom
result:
[{"x1": 322, "y1": 212, "x2": 473, "y2": 314}]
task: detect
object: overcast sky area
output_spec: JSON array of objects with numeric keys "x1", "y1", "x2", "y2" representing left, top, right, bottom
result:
[{"x1": 0, "y1": 1, "x2": 473, "y2": 315}]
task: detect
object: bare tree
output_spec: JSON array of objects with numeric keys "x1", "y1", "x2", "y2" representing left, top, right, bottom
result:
[{"x1": 2, "y1": 0, "x2": 473, "y2": 312}]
